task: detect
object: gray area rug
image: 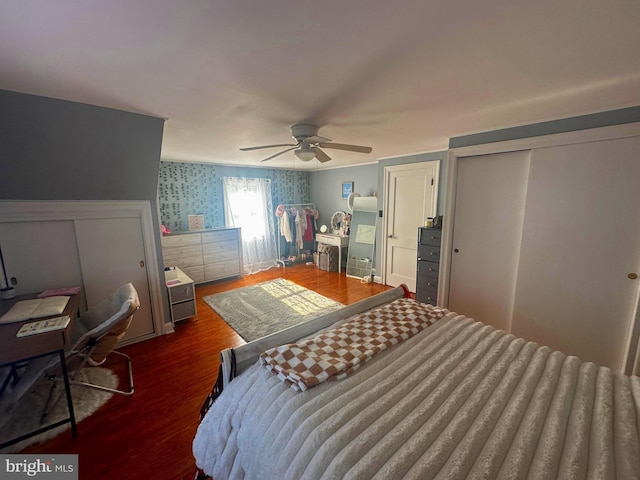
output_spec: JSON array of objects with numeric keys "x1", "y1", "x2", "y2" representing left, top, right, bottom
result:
[
  {"x1": 203, "y1": 278, "x2": 343, "y2": 342},
  {"x1": 0, "y1": 367, "x2": 117, "y2": 453}
]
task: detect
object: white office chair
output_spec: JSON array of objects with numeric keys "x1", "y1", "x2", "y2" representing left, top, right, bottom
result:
[{"x1": 62, "y1": 283, "x2": 140, "y2": 395}]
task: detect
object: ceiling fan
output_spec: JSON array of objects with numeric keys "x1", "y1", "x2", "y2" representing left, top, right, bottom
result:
[{"x1": 240, "y1": 124, "x2": 372, "y2": 163}]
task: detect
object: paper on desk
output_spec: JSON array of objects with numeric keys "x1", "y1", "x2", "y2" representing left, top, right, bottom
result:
[
  {"x1": 16, "y1": 315, "x2": 71, "y2": 337},
  {"x1": 0, "y1": 296, "x2": 70, "y2": 323}
]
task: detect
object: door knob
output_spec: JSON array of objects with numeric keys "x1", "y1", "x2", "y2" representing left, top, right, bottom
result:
[
  {"x1": 629, "y1": 273, "x2": 638, "y2": 280},
  {"x1": 387, "y1": 235, "x2": 393, "y2": 238},
  {"x1": 454, "y1": 248, "x2": 459, "y2": 253},
  {"x1": 140, "y1": 260, "x2": 145, "y2": 268}
]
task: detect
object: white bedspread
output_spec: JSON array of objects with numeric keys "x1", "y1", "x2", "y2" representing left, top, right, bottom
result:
[{"x1": 193, "y1": 312, "x2": 640, "y2": 480}]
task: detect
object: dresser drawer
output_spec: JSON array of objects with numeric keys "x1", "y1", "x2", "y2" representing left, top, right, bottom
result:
[
  {"x1": 162, "y1": 244, "x2": 202, "y2": 262},
  {"x1": 202, "y1": 240, "x2": 238, "y2": 255},
  {"x1": 161, "y1": 233, "x2": 202, "y2": 248},
  {"x1": 180, "y1": 265, "x2": 205, "y2": 283},
  {"x1": 205, "y1": 260, "x2": 241, "y2": 280},
  {"x1": 171, "y1": 254, "x2": 203, "y2": 269},
  {"x1": 417, "y1": 260, "x2": 439, "y2": 278},
  {"x1": 419, "y1": 228, "x2": 441, "y2": 246},
  {"x1": 203, "y1": 249, "x2": 239, "y2": 265},
  {"x1": 416, "y1": 286, "x2": 438, "y2": 305},
  {"x1": 201, "y1": 229, "x2": 239, "y2": 244},
  {"x1": 418, "y1": 244, "x2": 440, "y2": 261}
]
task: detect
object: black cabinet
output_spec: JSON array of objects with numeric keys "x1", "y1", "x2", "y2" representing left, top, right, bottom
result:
[{"x1": 416, "y1": 227, "x2": 441, "y2": 305}]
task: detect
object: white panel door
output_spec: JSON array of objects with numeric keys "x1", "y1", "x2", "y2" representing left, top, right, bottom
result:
[
  {"x1": 74, "y1": 217, "x2": 155, "y2": 343},
  {"x1": 384, "y1": 162, "x2": 439, "y2": 291},
  {"x1": 512, "y1": 136, "x2": 640, "y2": 371},
  {"x1": 448, "y1": 150, "x2": 531, "y2": 331}
]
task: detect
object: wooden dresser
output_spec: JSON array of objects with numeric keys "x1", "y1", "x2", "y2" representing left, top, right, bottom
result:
[
  {"x1": 416, "y1": 227, "x2": 441, "y2": 305},
  {"x1": 161, "y1": 228, "x2": 243, "y2": 284}
]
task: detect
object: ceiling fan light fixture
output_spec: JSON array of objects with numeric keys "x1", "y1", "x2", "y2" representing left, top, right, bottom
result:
[{"x1": 294, "y1": 147, "x2": 316, "y2": 162}]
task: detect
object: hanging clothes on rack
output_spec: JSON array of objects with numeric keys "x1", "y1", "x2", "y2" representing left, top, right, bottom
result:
[{"x1": 274, "y1": 203, "x2": 319, "y2": 267}]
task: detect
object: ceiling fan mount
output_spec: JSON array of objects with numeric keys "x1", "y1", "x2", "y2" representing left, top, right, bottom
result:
[{"x1": 240, "y1": 124, "x2": 372, "y2": 163}]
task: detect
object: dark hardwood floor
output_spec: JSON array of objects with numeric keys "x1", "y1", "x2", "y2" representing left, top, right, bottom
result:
[{"x1": 24, "y1": 264, "x2": 390, "y2": 479}]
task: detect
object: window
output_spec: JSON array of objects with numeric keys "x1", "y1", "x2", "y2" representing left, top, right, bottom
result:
[{"x1": 222, "y1": 177, "x2": 278, "y2": 273}]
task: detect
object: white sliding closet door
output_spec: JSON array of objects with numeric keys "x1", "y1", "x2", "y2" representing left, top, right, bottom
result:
[
  {"x1": 511, "y1": 136, "x2": 640, "y2": 371},
  {"x1": 448, "y1": 150, "x2": 531, "y2": 331},
  {"x1": 75, "y1": 217, "x2": 155, "y2": 343},
  {"x1": 0, "y1": 221, "x2": 84, "y2": 296}
]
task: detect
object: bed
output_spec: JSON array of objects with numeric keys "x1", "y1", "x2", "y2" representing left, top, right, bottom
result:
[{"x1": 193, "y1": 286, "x2": 640, "y2": 480}]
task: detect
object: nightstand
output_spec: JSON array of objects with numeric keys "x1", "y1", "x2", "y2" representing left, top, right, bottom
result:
[{"x1": 166, "y1": 267, "x2": 197, "y2": 323}]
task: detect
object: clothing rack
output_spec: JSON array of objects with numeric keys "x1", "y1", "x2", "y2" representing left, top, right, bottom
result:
[{"x1": 275, "y1": 202, "x2": 317, "y2": 268}]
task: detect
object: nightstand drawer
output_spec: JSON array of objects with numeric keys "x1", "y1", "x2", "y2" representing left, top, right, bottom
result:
[
  {"x1": 172, "y1": 300, "x2": 196, "y2": 321},
  {"x1": 169, "y1": 283, "x2": 194, "y2": 303}
]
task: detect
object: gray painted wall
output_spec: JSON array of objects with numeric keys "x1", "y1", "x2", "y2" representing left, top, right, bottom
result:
[
  {"x1": 309, "y1": 163, "x2": 378, "y2": 229},
  {"x1": 0, "y1": 89, "x2": 167, "y2": 316},
  {"x1": 372, "y1": 151, "x2": 448, "y2": 276},
  {"x1": 449, "y1": 105, "x2": 640, "y2": 148},
  {"x1": 0, "y1": 89, "x2": 164, "y2": 201}
]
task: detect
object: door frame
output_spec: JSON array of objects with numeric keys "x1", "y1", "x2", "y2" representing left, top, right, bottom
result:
[
  {"x1": 442, "y1": 121, "x2": 640, "y2": 374},
  {"x1": 0, "y1": 200, "x2": 169, "y2": 338},
  {"x1": 381, "y1": 161, "x2": 440, "y2": 289}
]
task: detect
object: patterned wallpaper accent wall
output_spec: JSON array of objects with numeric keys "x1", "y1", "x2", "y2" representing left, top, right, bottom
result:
[{"x1": 158, "y1": 161, "x2": 311, "y2": 232}]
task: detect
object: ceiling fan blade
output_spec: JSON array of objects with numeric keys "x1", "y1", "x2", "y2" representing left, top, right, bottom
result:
[
  {"x1": 240, "y1": 143, "x2": 297, "y2": 151},
  {"x1": 314, "y1": 147, "x2": 332, "y2": 163},
  {"x1": 260, "y1": 146, "x2": 297, "y2": 162},
  {"x1": 319, "y1": 142, "x2": 372, "y2": 154},
  {"x1": 305, "y1": 135, "x2": 332, "y2": 144}
]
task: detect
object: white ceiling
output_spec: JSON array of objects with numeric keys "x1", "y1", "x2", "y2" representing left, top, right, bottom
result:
[{"x1": 1, "y1": 0, "x2": 639, "y2": 170}]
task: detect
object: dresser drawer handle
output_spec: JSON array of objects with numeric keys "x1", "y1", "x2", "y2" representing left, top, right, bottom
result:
[
  {"x1": 429, "y1": 252, "x2": 435, "y2": 256},
  {"x1": 428, "y1": 267, "x2": 433, "y2": 272},
  {"x1": 430, "y1": 236, "x2": 437, "y2": 240}
]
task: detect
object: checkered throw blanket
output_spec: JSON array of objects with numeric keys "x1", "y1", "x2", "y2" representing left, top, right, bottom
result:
[{"x1": 259, "y1": 298, "x2": 449, "y2": 391}]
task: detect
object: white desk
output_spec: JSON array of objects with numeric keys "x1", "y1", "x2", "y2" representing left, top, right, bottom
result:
[{"x1": 316, "y1": 233, "x2": 350, "y2": 273}]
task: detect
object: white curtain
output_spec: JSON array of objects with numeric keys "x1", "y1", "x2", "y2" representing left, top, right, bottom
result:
[{"x1": 222, "y1": 177, "x2": 278, "y2": 274}]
